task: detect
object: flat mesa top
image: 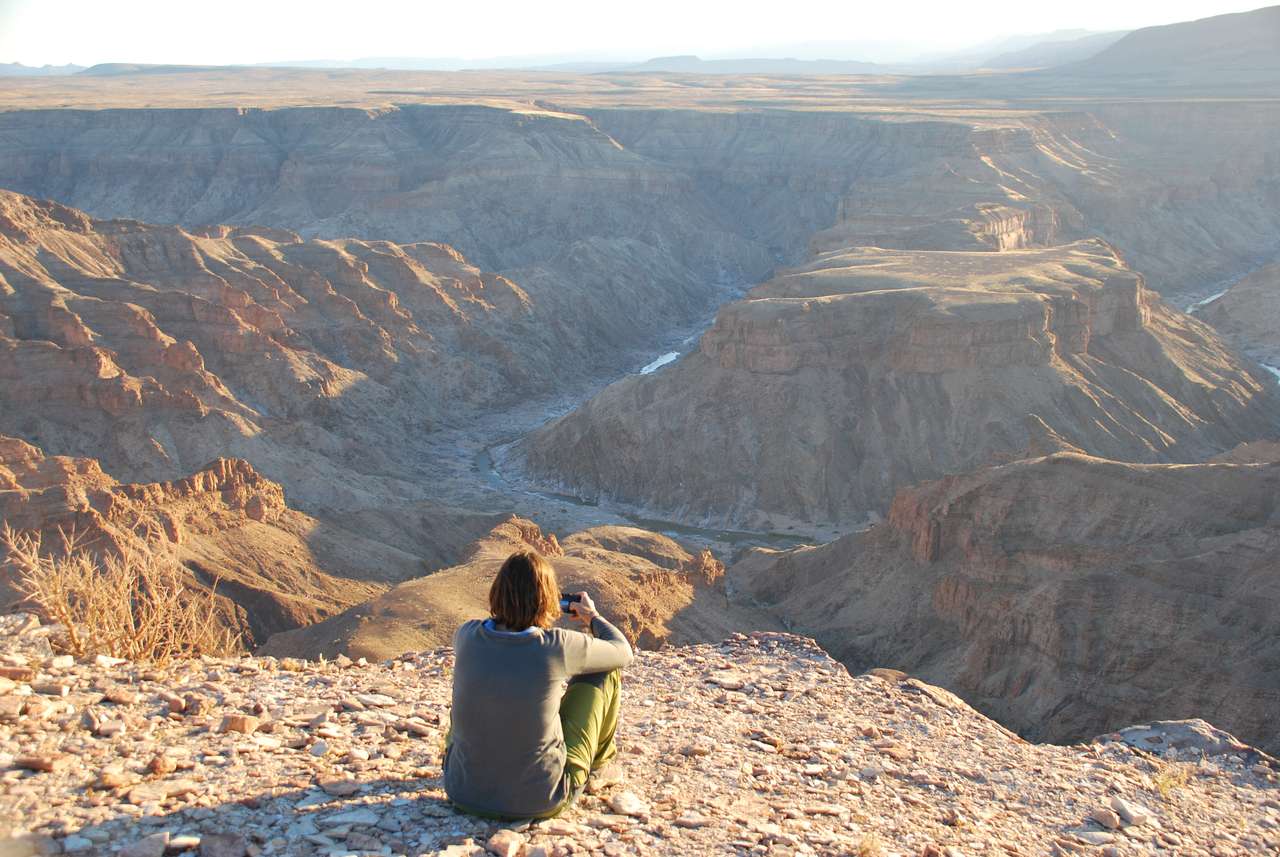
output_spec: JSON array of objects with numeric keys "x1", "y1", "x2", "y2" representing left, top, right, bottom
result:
[{"x1": 1, "y1": 66, "x2": 1278, "y2": 117}]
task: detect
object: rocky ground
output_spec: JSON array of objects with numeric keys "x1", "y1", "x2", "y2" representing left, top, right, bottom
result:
[{"x1": 0, "y1": 614, "x2": 1277, "y2": 857}]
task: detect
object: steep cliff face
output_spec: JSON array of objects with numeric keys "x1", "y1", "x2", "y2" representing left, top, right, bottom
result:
[
  {"x1": 0, "y1": 437, "x2": 492, "y2": 644},
  {"x1": 1020, "y1": 104, "x2": 1280, "y2": 297},
  {"x1": 517, "y1": 240, "x2": 1280, "y2": 529},
  {"x1": 1201, "y1": 260, "x2": 1280, "y2": 364},
  {"x1": 728, "y1": 452, "x2": 1280, "y2": 753}
]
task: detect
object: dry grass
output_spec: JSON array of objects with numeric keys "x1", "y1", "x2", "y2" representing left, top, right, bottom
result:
[
  {"x1": 856, "y1": 833, "x2": 885, "y2": 857},
  {"x1": 1153, "y1": 761, "x2": 1192, "y2": 799},
  {"x1": 2, "y1": 524, "x2": 242, "y2": 664}
]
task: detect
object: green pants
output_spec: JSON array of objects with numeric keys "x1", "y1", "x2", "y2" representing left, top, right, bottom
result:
[{"x1": 560, "y1": 668, "x2": 623, "y2": 792}]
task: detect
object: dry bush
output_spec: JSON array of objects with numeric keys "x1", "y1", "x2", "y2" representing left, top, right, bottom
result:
[
  {"x1": 856, "y1": 833, "x2": 885, "y2": 857},
  {"x1": 1153, "y1": 760, "x2": 1191, "y2": 799},
  {"x1": 2, "y1": 524, "x2": 242, "y2": 664}
]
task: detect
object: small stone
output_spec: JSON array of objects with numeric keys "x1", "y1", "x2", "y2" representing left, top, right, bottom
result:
[
  {"x1": 345, "y1": 832, "x2": 384, "y2": 851},
  {"x1": 309, "y1": 739, "x2": 329, "y2": 757},
  {"x1": 121, "y1": 831, "x2": 169, "y2": 857},
  {"x1": 0, "y1": 666, "x2": 35, "y2": 682},
  {"x1": 1109, "y1": 796, "x2": 1154, "y2": 826},
  {"x1": 126, "y1": 779, "x2": 198, "y2": 805},
  {"x1": 148, "y1": 754, "x2": 178, "y2": 775},
  {"x1": 94, "y1": 769, "x2": 134, "y2": 789},
  {"x1": 486, "y1": 829, "x2": 525, "y2": 857},
  {"x1": 17, "y1": 754, "x2": 71, "y2": 773},
  {"x1": 106, "y1": 687, "x2": 140, "y2": 705},
  {"x1": 319, "y1": 779, "x2": 360, "y2": 797},
  {"x1": 1090, "y1": 808, "x2": 1122, "y2": 830},
  {"x1": 607, "y1": 790, "x2": 650, "y2": 818},
  {"x1": 674, "y1": 812, "x2": 710, "y2": 828},
  {"x1": 32, "y1": 682, "x2": 70, "y2": 697},
  {"x1": 48, "y1": 655, "x2": 75, "y2": 669},
  {"x1": 200, "y1": 833, "x2": 247, "y2": 857},
  {"x1": 320, "y1": 808, "x2": 380, "y2": 827},
  {"x1": 61, "y1": 835, "x2": 94, "y2": 853},
  {"x1": 95, "y1": 654, "x2": 128, "y2": 668},
  {"x1": 169, "y1": 835, "x2": 202, "y2": 850},
  {"x1": 218, "y1": 714, "x2": 260, "y2": 734},
  {"x1": 96, "y1": 719, "x2": 127, "y2": 738}
]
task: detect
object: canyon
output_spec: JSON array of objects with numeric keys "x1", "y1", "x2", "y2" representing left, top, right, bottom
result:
[{"x1": 2, "y1": 3, "x2": 1280, "y2": 777}]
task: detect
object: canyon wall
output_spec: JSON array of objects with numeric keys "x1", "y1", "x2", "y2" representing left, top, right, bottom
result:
[
  {"x1": 1, "y1": 101, "x2": 1278, "y2": 304},
  {"x1": 728, "y1": 451, "x2": 1280, "y2": 753},
  {"x1": 0, "y1": 189, "x2": 608, "y2": 504},
  {"x1": 1201, "y1": 260, "x2": 1280, "y2": 364}
]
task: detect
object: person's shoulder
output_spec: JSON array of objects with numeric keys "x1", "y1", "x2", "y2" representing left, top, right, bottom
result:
[
  {"x1": 453, "y1": 619, "x2": 484, "y2": 643},
  {"x1": 542, "y1": 626, "x2": 588, "y2": 647}
]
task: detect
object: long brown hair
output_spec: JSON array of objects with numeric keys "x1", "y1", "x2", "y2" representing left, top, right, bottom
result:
[{"x1": 489, "y1": 551, "x2": 560, "y2": 630}]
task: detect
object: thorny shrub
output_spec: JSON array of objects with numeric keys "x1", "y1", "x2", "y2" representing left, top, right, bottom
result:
[{"x1": 1, "y1": 524, "x2": 243, "y2": 664}]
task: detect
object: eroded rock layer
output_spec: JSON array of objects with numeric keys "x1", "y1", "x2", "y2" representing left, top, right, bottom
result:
[
  {"x1": 518, "y1": 241, "x2": 1280, "y2": 528},
  {"x1": 729, "y1": 452, "x2": 1280, "y2": 753},
  {"x1": 0, "y1": 189, "x2": 579, "y2": 506}
]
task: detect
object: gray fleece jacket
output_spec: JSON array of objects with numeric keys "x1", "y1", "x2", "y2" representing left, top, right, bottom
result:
[{"x1": 443, "y1": 616, "x2": 633, "y2": 818}]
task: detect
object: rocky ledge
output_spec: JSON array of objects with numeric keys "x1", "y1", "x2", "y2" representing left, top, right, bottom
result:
[{"x1": 0, "y1": 616, "x2": 1276, "y2": 857}]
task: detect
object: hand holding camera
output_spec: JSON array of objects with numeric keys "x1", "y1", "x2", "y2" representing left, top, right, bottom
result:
[{"x1": 560, "y1": 591, "x2": 597, "y2": 627}]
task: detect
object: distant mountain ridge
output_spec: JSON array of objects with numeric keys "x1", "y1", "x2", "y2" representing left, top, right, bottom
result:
[
  {"x1": 1064, "y1": 4, "x2": 1280, "y2": 77},
  {"x1": 0, "y1": 62, "x2": 84, "y2": 76},
  {"x1": 982, "y1": 30, "x2": 1128, "y2": 69},
  {"x1": 625, "y1": 55, "x2": 881, "y2": 74}
]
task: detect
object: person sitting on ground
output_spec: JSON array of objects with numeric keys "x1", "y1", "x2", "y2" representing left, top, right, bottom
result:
[{"x1": 443, "y1": 550, "x2": 634, "y2": 819}]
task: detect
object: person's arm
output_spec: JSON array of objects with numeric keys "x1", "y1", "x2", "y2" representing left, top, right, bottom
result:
[{"x1": 563, "y1": 592, "x2": 633, "y2": 674}]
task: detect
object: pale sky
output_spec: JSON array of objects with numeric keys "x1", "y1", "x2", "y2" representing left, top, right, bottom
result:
[{"x1": 0, "y1": 0, "x2": 1268, "y2": 66}]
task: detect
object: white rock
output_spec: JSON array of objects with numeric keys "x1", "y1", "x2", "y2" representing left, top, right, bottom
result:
[
  {"x1": 1110, "y1": 796, "x2": 1154, "y2": 826},
  {"x1": 608, "y1": 790, "x2": 650, "y2": 818},
  {"x1": 320, "y1": 808, "x2": 380, "y2": 827}
]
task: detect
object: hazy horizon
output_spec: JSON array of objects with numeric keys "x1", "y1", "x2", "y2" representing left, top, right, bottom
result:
[{"x1": 0, "y1": 0, "x2": 1270, "y2": 68}]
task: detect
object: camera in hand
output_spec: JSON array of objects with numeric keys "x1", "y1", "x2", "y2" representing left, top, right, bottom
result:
[{"x1": 559, "y1": 592, "x2": 582, "y2": 614}]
